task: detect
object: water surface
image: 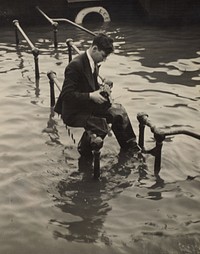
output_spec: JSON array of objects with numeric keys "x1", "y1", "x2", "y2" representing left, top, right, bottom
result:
[{"x1": 0, "y1": 21, "x2": 200, "y2": 254}]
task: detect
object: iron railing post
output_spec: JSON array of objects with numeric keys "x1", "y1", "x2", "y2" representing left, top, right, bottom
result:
[
  {"x1": 93, "y1": 151, "x2": 101, "y2": 179},
  {"x1": 154, "y1": 133, "x2": 165, "y2": 176},
  {"x1": 53, "y1": 22, "x2": 58, "y2": 49},
  {"x1": 66, "y1": 39, "x2": 73, "y2": 62},
  {"x1": 14, "y1": 26, "x2": 19, "y2": 45},
  {"x1": 47, "y1": 71, "x2": 56, "y2": 108},
  {"x1": 137, "y1": 112, "x2": 148, "y2": 151},
  {"x1": 32, "y1": 48, "x2": 40, "y2": 80}
]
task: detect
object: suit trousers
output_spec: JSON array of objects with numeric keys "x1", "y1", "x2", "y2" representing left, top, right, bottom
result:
[{"x1": 77, "y1": 102, "x2": 137, "y2": 154}]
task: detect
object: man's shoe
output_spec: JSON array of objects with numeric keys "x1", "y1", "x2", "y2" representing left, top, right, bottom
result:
[{"x1": 121, "y1": 142, "x2": 141, "y2": 156}]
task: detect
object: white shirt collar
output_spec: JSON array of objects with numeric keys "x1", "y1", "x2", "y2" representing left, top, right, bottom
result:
[{"x1": 86, "y1": 49, "x2": 95, "y2": 73}]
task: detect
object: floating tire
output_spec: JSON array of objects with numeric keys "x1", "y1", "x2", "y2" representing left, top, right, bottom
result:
[{"x1": 75, "y1": 6, "x2": 111, "y2": 24}]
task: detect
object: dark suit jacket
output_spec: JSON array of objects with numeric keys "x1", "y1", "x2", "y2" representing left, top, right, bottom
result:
[{"x1": 54, "y1": 52, "x2": 99, "y2": 126}]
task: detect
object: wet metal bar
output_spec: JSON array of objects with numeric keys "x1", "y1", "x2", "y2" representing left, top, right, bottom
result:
[
  {"x1": 13, "y1": 20, "x2": 40, "y2": 79},
  {"x1": 137, "y1": 112, "x2": 200, "y2": 176}
]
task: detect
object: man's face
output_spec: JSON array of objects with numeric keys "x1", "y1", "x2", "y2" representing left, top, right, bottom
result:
[{"x1": 91, "y1": 46, "x2": 109, "y2": 64}]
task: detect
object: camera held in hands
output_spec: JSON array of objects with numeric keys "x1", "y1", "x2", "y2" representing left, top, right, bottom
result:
[{"x1": 99, "y1": 80, "x2": 113, "y2": 105}]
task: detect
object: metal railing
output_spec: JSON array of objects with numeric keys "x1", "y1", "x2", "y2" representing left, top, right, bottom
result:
[
  {"x1": 36, "y1": 6, "x2": 95, "y2": 49},
  {"x1": 13, "y1": 20, "x2": 40, "y2": 79},
  {"x1": 137, "y1": 112, "x2": 200, "y2": 176},
  {"x1": 47, "y1": 74, "x2": 200, "y2": 178},
  {"x1": 66, "y1": 38, "x2": 81, "y2": 62},
  {"x1": 47, "y1": 70, "x2": 101, "y2": 179},
  {"x1": 47, "y1": 71, "x2": 61, "y2": 108}
]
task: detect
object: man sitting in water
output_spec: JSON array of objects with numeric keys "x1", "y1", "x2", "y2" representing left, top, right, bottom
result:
[{"x1": 54, "y1": 33, "x2": 140, "y2": 157}]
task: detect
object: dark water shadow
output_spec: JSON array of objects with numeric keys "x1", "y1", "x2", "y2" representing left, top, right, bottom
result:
[
  {"x1": 116, "y1": 25, "x2": 200, "y2": 87},
  {"x1": 42, "y1": 108, "x2": 63, "y2": 146},
  {"x1": 49, "y1": 151, "x2": 149, "y2": 244},
  {"x1": 124, "y1": 70, "x2": 200, "y2": 87},
  {"x1": 51, "y1": 160, "x2": 109, "y2": 243},
  {"x1": 35, "y1": 77, "x2": 40, "y2": 97},
  {"x1": 127, "y1": 88, "x2": 198, "y2": 102},
  {"x1": 15, "y1": 46, "x2": 25, "y2": 70}
]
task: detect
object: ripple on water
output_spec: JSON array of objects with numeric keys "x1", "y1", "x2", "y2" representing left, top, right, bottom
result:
[{"x1": 0, "y1": 24, "x2": 200, "y2": 254}]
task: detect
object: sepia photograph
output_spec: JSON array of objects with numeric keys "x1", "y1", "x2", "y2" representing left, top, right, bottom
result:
[{"x1": 0, "y1": 0, "x2": 200, "y2": 253}]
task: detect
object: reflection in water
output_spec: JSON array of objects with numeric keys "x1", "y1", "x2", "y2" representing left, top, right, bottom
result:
[
  {"x1": 44, "y1": 107, "x2": 172, "y2": 242},
  {"x1": 137, "y1": 161, "x2": 165, "y2": 200},
  {"x1": 15, "y1": 43, "x2": 41, "y2": 97},
  {"x1": 15, "y1": 46, "x2": 24, "y2": 70},
  {"x1": 43, "y1": 108, "x2": 62, "y2": 146},
  {"x1": 136, "y1": 191, "x2": 162, "y2": 201},
  {"x1": 127, "y1": 89, "x2": 198, "y2": 102},
  {"x1": 35, "y1": 77, "x2": 40, "y2": 97},
  {"x1": 50, "y1": 152, "x2": 148, "y2": 243},
  {"x1": 51, "y1": 167, "x2": 109, "y2": 243},
  {"x1": 164, "y1": 103, "x2": 198, "y2": 111},
  {"x1": 129, "y1": 70, "x2": 200, "y2": 86},
  {"x1": 50, "y1": 48, "x2": 62, "y2": 62}
]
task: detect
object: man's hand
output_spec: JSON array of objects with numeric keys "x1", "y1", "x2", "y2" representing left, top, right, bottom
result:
[{"x1": 89, "y1": 90, "x2": 107, "y2": 104}]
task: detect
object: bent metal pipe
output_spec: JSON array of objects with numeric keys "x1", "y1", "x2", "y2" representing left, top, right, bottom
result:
[
  {"x1": 36, "y1": 6, "x2": 95, "y2": 49},
  {"x1": 137, "y1": 112, "x2": 200, "y2": 176},
  {"x1": 13, "y1": 20, "x2": 40, "y2": 79}
]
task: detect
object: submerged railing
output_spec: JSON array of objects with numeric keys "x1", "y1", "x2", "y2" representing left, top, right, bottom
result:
[
  {"x1": 47, "y1": 73, "x2": 200, "y2": 179},
  {"x1": 47, "y1": 71, "x2": 61, "y2": 108},
  {"x1": 47, "y1": 71, "x2": 101, "y2": 179},
  {"x1": 13, "y1": 20, "x2": 40, "y2": 79},
  {"x1": 35, "y1": 7, "x2": 59, "y2": 48},
  {"x1": 36, "y1": 6, "x2": 95, "y2": 49},
  {"x1": 137, "y1": 112, "x2": 200, "y2": 176},
  {"x1": 12, "y1": 7, "x2": 99, "y2": 80},
  {"x1": 66, "y1": 38, "x2": 81, "y2": 62}
]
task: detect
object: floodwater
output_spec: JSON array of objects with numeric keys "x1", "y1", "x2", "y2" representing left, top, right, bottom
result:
[{"x1": 0, "y1": 20, "x2": 200, "y2": 254}]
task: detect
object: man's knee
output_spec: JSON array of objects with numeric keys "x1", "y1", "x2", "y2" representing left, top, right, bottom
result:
[
  {"x1": 107, "y1": 103, "x2": 128, "y2": 123},
  {"x1": 86, "y1": 116, "x2": 109, "y2": 138}
]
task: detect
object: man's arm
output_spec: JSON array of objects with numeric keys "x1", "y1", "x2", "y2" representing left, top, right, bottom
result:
[
  {"x1": 89, "y1": 90, "x2": 107, "y2": 104},
  {"x1": 61, "y1": 64, "x2": 90, "y2": 102},
  {"x1": 62, "y1": 62, "x2": 107, "y2": 105}
]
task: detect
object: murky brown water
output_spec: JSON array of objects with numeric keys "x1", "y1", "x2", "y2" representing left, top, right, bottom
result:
[{"x1": 0, "y1": 20, "x2": 200, "y2": 254}]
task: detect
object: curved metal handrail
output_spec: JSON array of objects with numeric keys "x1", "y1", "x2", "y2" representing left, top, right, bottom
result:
[
  {"x1": 47, "y1": 71, "x2": 61, "y2": 92},
  {"x1": 137, "y1": 112, "x2": 200, "y2": 140},
  {"x1": 13, "y1": 20, "x2": 34, "y2": 49},
  {"x1": 137, "y1": 112, "x2": 200, "y2": 176},
  {"x1": 36, "y1": 6, "x2": 58, "y2": 48},
  {"x1": 13, "y1": 19, "x2": 40, "y2": 79},
  {"x1": 36, "y1": 6, "x2": 95, "y2": 49},
  {"x1": 52, "y1": 18, "x2": 96, "y2": 36},
  {"x1": 36, "y1": 6, "x2": 58, "y2": 27}
]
